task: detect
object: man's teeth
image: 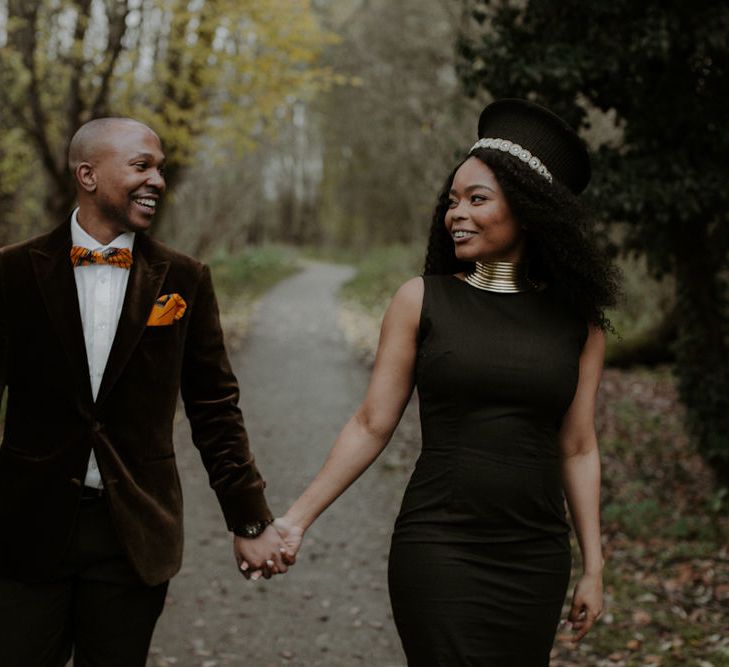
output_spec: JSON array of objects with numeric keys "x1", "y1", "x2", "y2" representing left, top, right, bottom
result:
[{"x1": 135, "y1": 198, "x2": 156, "y2": 208}]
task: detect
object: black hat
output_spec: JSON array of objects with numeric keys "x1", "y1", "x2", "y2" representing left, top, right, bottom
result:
[{"x1": 473, "y1": 98, "x2": 591, "y2": 194}]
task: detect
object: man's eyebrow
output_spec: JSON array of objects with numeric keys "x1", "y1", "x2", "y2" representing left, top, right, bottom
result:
[{"x1": 129, "y1": 152, "x2": 164, "y2": 162}]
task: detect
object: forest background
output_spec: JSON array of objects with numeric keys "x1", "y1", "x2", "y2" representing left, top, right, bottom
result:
[{"x1": 0, "y1": 1, "x2": 727, "y2": 665}]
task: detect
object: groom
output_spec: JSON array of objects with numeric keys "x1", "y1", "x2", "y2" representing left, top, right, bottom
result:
[{"x1": 0, "y1": 117, "x2": 289, "y2": 666}]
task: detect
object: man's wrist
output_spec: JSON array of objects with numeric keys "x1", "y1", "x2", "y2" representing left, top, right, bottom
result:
[{"x1": 234, "y1": 519, "x2": 273, "y2": 539}]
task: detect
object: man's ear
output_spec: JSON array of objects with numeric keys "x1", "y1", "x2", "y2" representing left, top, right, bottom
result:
[{"x1": 76, "y1": 162, "x2": 97, "y2": 193}]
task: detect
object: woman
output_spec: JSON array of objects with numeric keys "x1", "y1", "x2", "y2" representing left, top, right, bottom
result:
[{"x1": 266, "y1": 99, "x2": 617, "y2": 665}]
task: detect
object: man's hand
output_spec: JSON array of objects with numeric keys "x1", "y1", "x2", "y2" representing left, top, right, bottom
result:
[{"x1": 234, "y1": 525, "x2": 290, "y2": 580}]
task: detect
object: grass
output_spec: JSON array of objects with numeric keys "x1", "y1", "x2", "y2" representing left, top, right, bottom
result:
[
  {"x1": 337, "y1": 244, "x2": 424, "y2": 311},
  {"x1": 208, "y1": 244, "x2": 300, "y2": 302},
  {"x1": 205, "y1": 244, "x2": 301, "y2": 350}
]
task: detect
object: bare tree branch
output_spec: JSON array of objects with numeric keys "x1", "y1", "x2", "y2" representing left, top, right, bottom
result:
[
  {"x1": 7, "y1": 0, "x2": 66, "y2": 193},
  {"x1": 90, "y1": 0, "x2": 132, "y2": 117},
  {"x1": 66, "y1": 0, "x2": 93, "y2": 141}
]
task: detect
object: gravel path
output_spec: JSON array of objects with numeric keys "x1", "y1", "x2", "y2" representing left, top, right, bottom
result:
[{"x1": 149, "y1": 262, "x2": 419, "y2": 667}]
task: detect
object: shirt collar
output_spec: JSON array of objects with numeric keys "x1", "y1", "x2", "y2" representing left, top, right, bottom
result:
[{"x1": 71, "y1": 208, "x2": 135, "y2": 251}]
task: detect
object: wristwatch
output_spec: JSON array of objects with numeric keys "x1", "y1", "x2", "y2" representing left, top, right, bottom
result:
[{"x1": 235, "y1": 519, "x2": 272, "y2": 539}]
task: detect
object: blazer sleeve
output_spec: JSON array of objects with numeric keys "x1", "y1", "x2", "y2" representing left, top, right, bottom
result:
[{"x1": 180, "y1": 264, "x2": 272, "y2": 531}]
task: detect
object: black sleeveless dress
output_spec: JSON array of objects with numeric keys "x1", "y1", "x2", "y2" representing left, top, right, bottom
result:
[{"x1": 388, "y1": 275, "x2": 587, "y2": 666}]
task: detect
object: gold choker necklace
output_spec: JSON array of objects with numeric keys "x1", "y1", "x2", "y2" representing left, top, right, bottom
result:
[{"x1": 464, "y1": 261, "x2": 534, "y2": 293}]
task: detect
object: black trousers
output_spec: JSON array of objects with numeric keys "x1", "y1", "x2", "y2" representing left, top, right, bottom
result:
[{"x1": 0, "y1": 495, "x2": 168, "y2": 667}]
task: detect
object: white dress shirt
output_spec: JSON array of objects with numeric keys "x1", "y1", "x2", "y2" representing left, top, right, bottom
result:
[{"x1": 71, "y1": 209, "x2": 135, "y2": 488}]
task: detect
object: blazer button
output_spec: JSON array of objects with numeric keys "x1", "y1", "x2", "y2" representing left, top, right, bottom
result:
[{"x1": 93, "y1": 421, "x2": 103, "y2": 433}]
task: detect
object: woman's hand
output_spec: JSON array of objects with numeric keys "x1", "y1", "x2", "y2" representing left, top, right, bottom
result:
[
  {"x1": 273, "y1": 516, "x2": 305, "y2": 564},
  {"x1": 567, "y1": 571, "x2": 603, "y2": 642}
]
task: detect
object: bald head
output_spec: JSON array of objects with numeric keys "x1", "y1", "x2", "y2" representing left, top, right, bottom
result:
[
  {"x1": 68, "y1": 116, "x2": 166, "y2": 242},
  {"x1": 68, "y1": 117, "x2": 160, "y2": 173}
]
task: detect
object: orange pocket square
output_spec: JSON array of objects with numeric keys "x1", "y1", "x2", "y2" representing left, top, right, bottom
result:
[{"x1": 147, "y1": 293, "x2": 187, "y2": 326}]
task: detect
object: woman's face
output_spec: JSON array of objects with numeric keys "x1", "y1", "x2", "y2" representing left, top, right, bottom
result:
[{"x1": 444, "y1": 157, "x2": 525, "y2": 263}]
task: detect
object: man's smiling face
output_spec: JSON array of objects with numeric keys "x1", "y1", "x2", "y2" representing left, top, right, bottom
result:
[{"x1": 89, "y1": 122, "x2": 167, "y2": 237}]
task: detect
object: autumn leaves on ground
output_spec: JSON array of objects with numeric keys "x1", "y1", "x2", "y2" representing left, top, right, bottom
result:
[{"x1": 553, "y1": 369, "x2": 728, "y2": 667}]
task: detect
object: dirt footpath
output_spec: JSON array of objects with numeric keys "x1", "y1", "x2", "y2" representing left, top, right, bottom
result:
[{"x1": 149, "y1": 262, "x2": 419, "y2": 667}]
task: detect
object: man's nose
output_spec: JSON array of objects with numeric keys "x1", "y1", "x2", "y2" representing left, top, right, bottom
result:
[{"x1": 148, "y1": 168, "x2": 166, "y2": 191}]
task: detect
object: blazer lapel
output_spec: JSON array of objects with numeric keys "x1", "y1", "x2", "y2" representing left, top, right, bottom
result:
[
  {"x1": 30, "y1": 222, "x2": 94, "y2": 406},
  {"x1": 96, "y1": 236, "x2": 169, "y2": 405}
]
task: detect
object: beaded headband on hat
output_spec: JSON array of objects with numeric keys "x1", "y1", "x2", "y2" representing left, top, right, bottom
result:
[
  {"x1": 469, "y1": 98, "x2": 591, "y2": 194},
  {"x1": 469, "y1": 137, "x2": 553, "y2": 183}
]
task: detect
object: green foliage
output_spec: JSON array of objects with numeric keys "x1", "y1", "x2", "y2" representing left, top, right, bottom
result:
[{"x1": 457, "y1": 0, "x2": 729, "y2": 486}]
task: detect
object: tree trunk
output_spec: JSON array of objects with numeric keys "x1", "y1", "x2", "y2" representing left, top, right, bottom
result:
[{"x1": 672, "y1": 225, "x2": 729, "y2": 487}]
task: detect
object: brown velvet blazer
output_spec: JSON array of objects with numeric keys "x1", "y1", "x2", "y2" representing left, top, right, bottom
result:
[{"x1": 0, "y1": 221, "x2": 272, "y2": 585}]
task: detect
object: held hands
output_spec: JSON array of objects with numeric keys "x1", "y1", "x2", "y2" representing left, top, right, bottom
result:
[
  {"x1": 272, "y1": 516, "x2": 304, "y2": 560},
  {"x1": 234, "y1": 520, "x2": 303, "y2": 581},
  {"x1": 234, "y1": 525, "x2": 291, "y2": 581},
  {"x1": 567, "y1": 572, "x2": 603, "y2": 642}
]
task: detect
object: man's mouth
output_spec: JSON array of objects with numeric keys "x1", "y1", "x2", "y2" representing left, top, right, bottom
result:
[{"x1": 132, "y1": 196, "x2": 158, "y2": 214}]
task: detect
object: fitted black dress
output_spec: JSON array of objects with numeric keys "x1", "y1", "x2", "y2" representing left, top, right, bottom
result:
[{"x1": 388, "y1": 275, "x2": 587, "y2": 666}]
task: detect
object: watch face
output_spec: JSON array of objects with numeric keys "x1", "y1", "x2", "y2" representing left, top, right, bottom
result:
[
  {"x1": 244, "y1": 521, "x2": 265, "y2": 537},
  {"x1": 236, "y1": 520, "x2": 270, "y2": 538}
]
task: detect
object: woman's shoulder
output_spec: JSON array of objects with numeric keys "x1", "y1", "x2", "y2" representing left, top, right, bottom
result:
[
  {"x1": 389, "y1": 273, "x2": 466, "y2": 316},
  {"x1": 396, "y1": 275, "x2": 424, "y2": 297},
  {"x1": 389, "y1": 276, "x2": 424, "y2": 315}
]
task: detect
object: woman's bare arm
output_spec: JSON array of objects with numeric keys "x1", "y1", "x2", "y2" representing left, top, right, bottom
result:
[
  {"x1": 278, "y1": 277, "x2": 423, "y2": 536},
  {"x1": 559, "y1": 325, "x2": 606, "y2": 641}
]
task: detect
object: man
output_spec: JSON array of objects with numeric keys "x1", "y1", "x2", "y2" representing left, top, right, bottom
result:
[{"x1": 0, "y1": 118, "x2": 290, "y2": 666}]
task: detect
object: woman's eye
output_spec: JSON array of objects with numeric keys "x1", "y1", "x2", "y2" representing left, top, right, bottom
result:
[
  {"x1": 471, "y1": 194, "x2": 486, "y2": 203},
  {"x1": 448, "y1": 199, "x2": 458, "y2": 208},
  {"x1": 135, "y1": 163, "x2": 147, "y2": 170}
]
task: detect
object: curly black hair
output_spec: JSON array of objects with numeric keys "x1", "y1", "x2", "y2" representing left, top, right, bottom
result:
[{"x1": 423, "y1": 148, "x2": 619, "y2": 331}]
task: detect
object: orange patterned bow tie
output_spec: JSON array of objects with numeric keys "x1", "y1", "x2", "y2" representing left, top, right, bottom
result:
[{"x1": 70, "y1": 246, "x2": 133, "y2": 269}]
